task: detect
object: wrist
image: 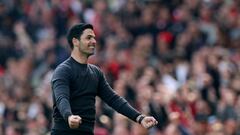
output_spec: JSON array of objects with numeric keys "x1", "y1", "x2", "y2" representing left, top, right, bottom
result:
[
  {"x1": 136, "y1": 114, "x2": 146, "y2": 124},
  {"x1": 64, "y1": 112, "x2": 72, "y2": 122}
]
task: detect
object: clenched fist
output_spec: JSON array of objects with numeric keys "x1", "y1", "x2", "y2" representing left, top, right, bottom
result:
[
  {"x1": 68, "y1": 115, "x2": 82, "y2": 129},
  {"x1": 137, "y1": 115, "x2": 158, "y2": 129}
]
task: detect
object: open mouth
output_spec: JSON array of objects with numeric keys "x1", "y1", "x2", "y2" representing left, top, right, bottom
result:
[{"x1": 89, "y1": 46, "x2": 95, "y2": 49}]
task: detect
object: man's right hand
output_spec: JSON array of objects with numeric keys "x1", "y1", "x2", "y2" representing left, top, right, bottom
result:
[{"x1": 68, "y1": 115, "x2": 82, "y2": 129}]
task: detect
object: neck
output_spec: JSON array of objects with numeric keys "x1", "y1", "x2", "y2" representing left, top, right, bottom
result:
[{"x1": 71, "y1": 49, "x2": 88, "y2": 64}]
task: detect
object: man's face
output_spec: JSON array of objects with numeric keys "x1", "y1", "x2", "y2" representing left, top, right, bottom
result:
[{"x1": 77, "y1": 28, "x2": 96, "y2": 57}]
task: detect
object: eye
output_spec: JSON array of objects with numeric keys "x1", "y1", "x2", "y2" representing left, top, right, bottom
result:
[
  {"x1": 86, "y1": 35, "x2": 95, "y2": 40},
  {"x1": 87, "y1": 36, "x2": 91, "y2": 40}
]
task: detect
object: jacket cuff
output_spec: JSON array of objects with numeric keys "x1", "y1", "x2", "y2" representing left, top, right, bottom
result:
[{"x1": 64, "y1": 112, "x2": 72, "y2": 122}]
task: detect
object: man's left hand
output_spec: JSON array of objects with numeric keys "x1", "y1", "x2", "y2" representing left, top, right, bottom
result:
[{"x1": 140, "y1": 116, "x2": 158, "y2": 129}]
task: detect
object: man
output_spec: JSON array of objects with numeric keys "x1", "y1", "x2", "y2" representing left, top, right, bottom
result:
[{"x1": 51, "y1": 23, "x2": 158, "y2": 135}]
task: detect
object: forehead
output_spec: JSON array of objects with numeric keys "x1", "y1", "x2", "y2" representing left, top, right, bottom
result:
[{"x1": 81, "y1": 28, "x2": 95, "y2": 36}]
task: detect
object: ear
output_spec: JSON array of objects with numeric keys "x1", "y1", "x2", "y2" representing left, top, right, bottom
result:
[{"x1": 72, "y1": 38, "x2": 79, "y2": 48}]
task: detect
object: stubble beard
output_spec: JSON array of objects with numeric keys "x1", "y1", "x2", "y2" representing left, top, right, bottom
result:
[{"x1": 78, "y1": 47, "x2": 94, "y2": 58}]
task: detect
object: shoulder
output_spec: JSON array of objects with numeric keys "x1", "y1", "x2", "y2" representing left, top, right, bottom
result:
[
  {"x1": 88, "y1": 64, "x2": 101, "y2": 70},
  {"x1": 54, "y1": 59, "x2": 72, "y2": 73},
  {"x1": 52, "y1": 58, "x2": 73, "y2": 80},
  {"x1": 88, "y1": 64, "x2": 103, "y2": 75}
]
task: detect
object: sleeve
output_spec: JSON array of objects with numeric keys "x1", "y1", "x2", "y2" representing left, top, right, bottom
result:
[
  {"x1": 51, "y1": 65, "x2": 72, "y2": 122},
  {"x1": 97, "y1": 70, "x2": 141, "y2": 122}
]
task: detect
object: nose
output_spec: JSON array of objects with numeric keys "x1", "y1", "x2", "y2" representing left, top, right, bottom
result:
[{"x1": 91, "y1": 38, "x2": 96, "y2": 44}]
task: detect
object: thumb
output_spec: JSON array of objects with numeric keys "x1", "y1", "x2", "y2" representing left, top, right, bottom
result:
[
  {"x1": 145, "y1": 117, "x2": 154, "y2": 122},
  {"x1": 72, "y1": 115, "x2": 81, "y2": 119},
  {"x1": 72, "y1": 115, "x2": 82, "y2": 122}
]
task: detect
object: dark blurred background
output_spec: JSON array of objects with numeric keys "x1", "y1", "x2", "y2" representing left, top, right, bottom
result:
[{"x1": 0, "y1": 0, "x2": 240, "y2": 135}]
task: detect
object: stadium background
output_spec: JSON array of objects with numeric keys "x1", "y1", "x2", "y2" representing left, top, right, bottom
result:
[{"x1": 0, "y1": 0, "x2": 240, "y2": 134}]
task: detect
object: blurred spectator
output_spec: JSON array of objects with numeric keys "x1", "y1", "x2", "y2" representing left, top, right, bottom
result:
[{"x1": 0, "y1": 0, "x2": 239, "y2": 134}]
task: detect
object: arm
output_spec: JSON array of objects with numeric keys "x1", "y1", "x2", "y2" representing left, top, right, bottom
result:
[
  {"x1": 52, "y1": 65, "x2": 73, "y2": 122},
  {"x1": 97, "y1": 71, "x2": 141, "y2": 122},
  {"x1": 52, "y1": 65, "x2": 82, "y2": 128},
  {"x1": 97, "y1": 70, "x2": 158, "y2": 128}
]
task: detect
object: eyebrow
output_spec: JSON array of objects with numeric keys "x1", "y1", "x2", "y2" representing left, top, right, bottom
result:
[{"x1": 86, "y1": 34, "x2": 95, "y2": 38}]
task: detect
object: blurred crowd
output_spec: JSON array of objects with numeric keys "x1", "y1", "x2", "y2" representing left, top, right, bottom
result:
[{"x1": 0, "y1": 0, "x2": 240, "y2": 135}]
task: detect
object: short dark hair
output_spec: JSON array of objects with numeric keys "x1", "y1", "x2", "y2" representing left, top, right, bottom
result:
[{"x1": 67, "y1": 23, "x2": 93, "y2": 49}]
